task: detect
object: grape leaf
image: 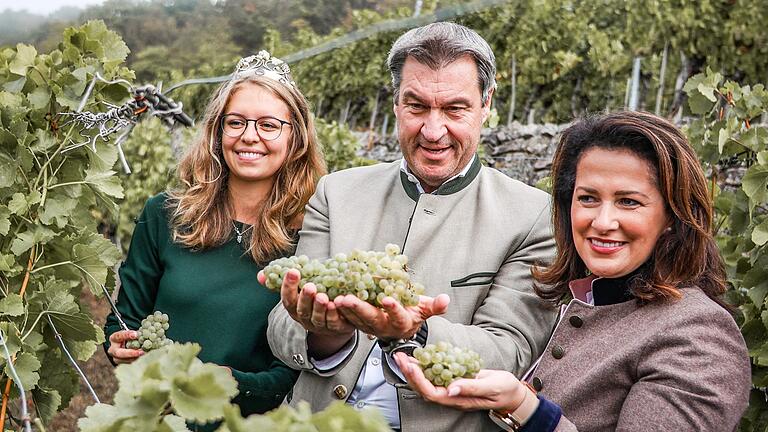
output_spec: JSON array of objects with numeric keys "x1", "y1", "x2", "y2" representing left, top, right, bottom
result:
[
  {"x1": 0, "y1": 293, "x2": 24, "y2": 317},
  {"x1": 8, "y1": 192, "x2": 27, "y2": 215},
  {"x1": 72, "y1": 231, "x2": 122, "y2": 291},
  {"x1": 0, "y1": 205, "x2": 10, "y2": 235},
  {"x1": 40, "y1": 193, "x2": 78, "y2": 228},
  {"x1": 27, "y1": 86, "x2": 51, "y2": 110},
  {"x1": 10, "y1": 225, "x2": 56, "y2": 255},
  {"x1": 9, "y1": 44, "x2": 37, "y2": 76},
  {"x1": 743, "y1": 164, "x2": 768, "y2": 205},
  {"x1": 170, "y1": 361, "x2": 238, "y2": 422},
  {"x1": 84, "y1": 168, "x2": 124, "y2": 199},
  {"x1": 32, "y1": 387, "x2": 62, "y2": 425},
  {"x1": 4, "y1": 351, "x2": 41, "y2": 391},
  {"x1": 754, "y1": 219, "x2": 768, "y2": 246}
]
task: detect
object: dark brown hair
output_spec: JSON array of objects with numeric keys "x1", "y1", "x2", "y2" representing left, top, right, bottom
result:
[{"x1": 533, "y1": 111, "x2": 728, "y2": 308}]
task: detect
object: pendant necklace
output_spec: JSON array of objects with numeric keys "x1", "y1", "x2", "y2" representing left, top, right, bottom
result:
[{"x1": 232, "y1": 221, "x2": 252, "y2": 244}]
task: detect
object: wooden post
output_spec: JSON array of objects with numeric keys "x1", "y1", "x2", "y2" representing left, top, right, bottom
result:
[
  {"x1": 506, "y1": 54, "x2": 517, "y2": 127},
  {"x1": 655, "y1": 42, "x2": 669, "y2": 115},
  {"x1": 367, "y1": 91, "x2": 381, "y2": 149},
  {"x1": 381, "y1": 114, "x2": 389, "y2": 137}
]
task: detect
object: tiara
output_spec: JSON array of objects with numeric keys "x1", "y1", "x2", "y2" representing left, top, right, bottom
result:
[{"x1": 233, "y1": 50, "x2": 295, "y2": 88}]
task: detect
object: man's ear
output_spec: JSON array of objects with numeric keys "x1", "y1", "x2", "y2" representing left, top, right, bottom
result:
[{"x1": 482, "y1": 88, "x2": 495, "y2": 122}]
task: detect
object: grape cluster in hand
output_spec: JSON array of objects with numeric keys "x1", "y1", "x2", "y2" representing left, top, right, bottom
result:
[
  {"x1": 413, "y1": 341, "x2": 483, "y2": 387},
  {"x1": 125, "y1": 311, "x2": 172, "y2": 351},
  {"x1": 263, "y1": 244, "x2": 425, "y2": 307}
]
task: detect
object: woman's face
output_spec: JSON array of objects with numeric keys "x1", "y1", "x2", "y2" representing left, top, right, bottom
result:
[
  {"x1": 571, "y1": 147, "x2": 670, "y2": 278},
  {"x1": 221, "y1": 82, "x2": 291, "y2": 188}
]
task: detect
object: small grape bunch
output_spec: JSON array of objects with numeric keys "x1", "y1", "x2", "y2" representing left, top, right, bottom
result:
[
  {"x1": 262, "y1": 244, "x2": 425, "y2": 307},
  {"x1": 412, "y1": 341, "x2": 483, "y2": 387},
  {"x1": 125, "y1": 311, "x2": 173, "y2": 351}
]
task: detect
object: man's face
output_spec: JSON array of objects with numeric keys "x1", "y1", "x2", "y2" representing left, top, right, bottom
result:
[{"x1": 394, "y1": 55, "x2": 492, "y2": 193}]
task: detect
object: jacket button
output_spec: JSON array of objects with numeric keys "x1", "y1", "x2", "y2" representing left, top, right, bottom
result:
[
  {"x1": 551, "y1": 345, "x2": 565, "y2": 359},
  {"x1": 292, "y1": 354, "x2": 305, "y2": 366},
  {"x1": 532, "y1": 377, "x2": 543, "y2": 391},
  {"x1": 333, "y1": 385, "x2": 348, "y2": 399},
  {"x1": 569, "y1": 315, "x2": 583, "y2": 328}
]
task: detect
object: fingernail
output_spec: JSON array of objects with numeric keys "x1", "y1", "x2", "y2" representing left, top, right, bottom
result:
[
  {"x1": 447, "y1": 386, "x2": 460, "y2": 397},
  {"x1": 131, "y1": 331, "x2": 138, "y2": 338},
  {"x1": 287, "y1": 271, "x2": 298, "y2": 281}
]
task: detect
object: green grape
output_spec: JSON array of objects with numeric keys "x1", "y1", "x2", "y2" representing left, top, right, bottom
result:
[
  {"x1": 262, "y1": 244, "x2": 427, "y2": 308},
  {"x1": 127, "y1": 311, "x2": 175, "y2": 352},
  {"x1": 413, "y1": 342, "x2": 483, "y2": 387}
]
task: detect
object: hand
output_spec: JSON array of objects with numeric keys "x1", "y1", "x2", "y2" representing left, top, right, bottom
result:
[
  {"x1": 335, "y1": 293, "x2": 450, "y2": 340},
  {"x1": 107, "y1": 330, "x2": 143, "y2": 364},
  {"x1": 394, "y1": 352, "x2": 527, "y2": 412},
  {"x1": 258, "y1": 269, "x2": 354, "y2": 357}
]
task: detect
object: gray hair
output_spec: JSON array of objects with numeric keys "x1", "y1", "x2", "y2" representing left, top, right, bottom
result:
[{"x1": 386, "y1": 21, "x2": 497, "y2": 105}]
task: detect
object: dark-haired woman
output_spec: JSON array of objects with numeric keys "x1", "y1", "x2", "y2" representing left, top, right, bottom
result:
[
  {"x1": 395, "y1": 111, "x2": 750, "y2": 431},
  {"x1": 104, "y1": 51, "x2": 326, "y2": 421}
]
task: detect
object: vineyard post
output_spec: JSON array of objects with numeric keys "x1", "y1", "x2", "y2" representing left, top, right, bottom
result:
[
  {"x1": 628, "y1": 56, "x2": 641, "y2": 111},
  {"x1": 655, "y1": 42, "x2": 668, "y2": 115},
  {"x1": 506, "y1": 54, "x2": 517, "y2": 127},
  {"x1": 367, "y1": 91, "x2": 381, "y2": 150},
  {"x1": 671, "y1": 51, "x2": 689, "y2": 122},
  {"x1": 624, "y1": 77, "x2": 631, "y2": 109},
  {"x1": 381, "y1": 113, "x2": 389, "y2": 138}
]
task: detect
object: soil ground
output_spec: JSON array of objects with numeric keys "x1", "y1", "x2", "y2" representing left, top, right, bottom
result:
[{"x1": 49, "y1": 289, "x2": 118, "y2": 431}]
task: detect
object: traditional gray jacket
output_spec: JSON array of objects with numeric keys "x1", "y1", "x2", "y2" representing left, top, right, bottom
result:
[
  {"x1": 268, "y1": 158, "x2": 557, "y2": 431},
  {"x1": 530, "y1": 277, "x2": 750, "y2": 431}
]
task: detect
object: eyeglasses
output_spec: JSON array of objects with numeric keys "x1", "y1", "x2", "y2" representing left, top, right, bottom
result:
[{"x1": 220, "y1": 114, "x2": 291, "y2": 141}]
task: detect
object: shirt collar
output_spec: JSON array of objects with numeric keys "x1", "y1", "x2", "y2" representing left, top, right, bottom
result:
[{"x1": 399, "y1": 154, "x2": 477, "y2": 195}]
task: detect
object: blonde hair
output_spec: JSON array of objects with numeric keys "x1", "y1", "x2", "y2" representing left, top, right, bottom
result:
[{"x1": 167, "y1": 75, "x2": 326, "y2": 263}]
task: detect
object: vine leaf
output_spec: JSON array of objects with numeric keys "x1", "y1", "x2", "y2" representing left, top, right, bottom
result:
[
  {"x1": 84, "y1": 168, "x2": 125, "y2": 199},
  {"x1": 9, "y1": 44, "x2": 37, "y2": 76},
  {"x1": 72, "y1": 231, "x2": 122, "y2": 292},
  {"x1": 4, "y1": 351, "x2": 42, "y2": 390},
  {"x1": 10, "y1": 225, "x2": 55, "y2": 256},
  {"x1": 754, "y1": 219, "x2": 768, "y2": 246},
  {"x1": 0, "y1": 293, "x2": 24, "y2": 317},
  {"x1": 32, "y1": 387, "x2": 62, "y2": 425},
  {"x1": 0, "y1": 205, "x2": 10, "y2": 235},
  {"x1": 170, "y1": 361, "x2": 239, "y2": 423},
  {"x1": 742, "y1": 164, "x2": 768, "y2": 207}
]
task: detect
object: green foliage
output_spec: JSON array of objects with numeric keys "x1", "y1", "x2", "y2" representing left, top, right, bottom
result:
[
  {"x1": 683, "y1": 70, "x2": 768, "y2": 432},
  {"x1": 114, "y1": 118, "x2": 194, "y2": 251},
  {"x1": 315, "y1": 118, "x2": 376, "y2": 172},
  {"x1": 0, "y1": 20, "x2": 133, "y2": 428},
  {"x1": 78, "y1": 343, "x2": 391, "y2": 432}
]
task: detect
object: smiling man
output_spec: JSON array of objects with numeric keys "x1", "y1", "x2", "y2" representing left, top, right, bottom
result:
[{"x1": 267, "y1": 22, "x2": 557, "y2": 431}]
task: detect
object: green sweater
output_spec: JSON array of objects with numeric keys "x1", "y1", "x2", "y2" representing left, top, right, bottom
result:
[{"x1": 104, "y1": 193, "x2": 298, "y2": 419}]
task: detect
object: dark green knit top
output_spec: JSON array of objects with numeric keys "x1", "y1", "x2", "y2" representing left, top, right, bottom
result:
[{"x1": 104, "y1": 193, "x2": 298, "y2": 418}]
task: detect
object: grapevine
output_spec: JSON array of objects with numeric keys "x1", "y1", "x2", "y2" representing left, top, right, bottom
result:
[
  {"x1": 125, "y1": 311, "x2": 173, "y2": 351},
  {"x1": 413, "y1": 341, "x2": 483, "y2": 387},
  {"x1": 262, "y1": 244, "x2": 425, "y2": 307}
]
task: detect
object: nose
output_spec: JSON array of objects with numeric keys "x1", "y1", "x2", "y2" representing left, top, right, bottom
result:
[
  {"x1": 420, "y1": 110, "x2": 447, "y2": 142},
  {"x1": 240, "y1": 121, "x2": 261, "y2": 143},
  {"x1": 591, "y1": 204, "x2": 619, "y2": 232}
]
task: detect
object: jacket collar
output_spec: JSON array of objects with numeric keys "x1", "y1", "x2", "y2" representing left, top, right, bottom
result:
[
  {"x1": 569, "y1": 267, "x2": 643, "y2": 306},
  {"x1": 399, "y1": 155, "x2": 482, "y2": 201}
]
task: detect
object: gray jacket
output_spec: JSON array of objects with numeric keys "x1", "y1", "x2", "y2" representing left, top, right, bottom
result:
[
  {"x1": 268, "y1": 158, "x2": 557, "y2": 432},
  {"x1": 531, "y1": 278, "x2": 750, "y2": 431}
]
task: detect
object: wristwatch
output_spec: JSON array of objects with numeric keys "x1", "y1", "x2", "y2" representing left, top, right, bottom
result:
[
  {"x1": 488, "y1": 381, "x2": 539, "y2": 431},
  {"x1": 376, "y1": 321, "x2": 428, "y2": 355}
]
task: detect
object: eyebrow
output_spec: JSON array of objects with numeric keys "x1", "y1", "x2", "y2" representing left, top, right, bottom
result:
[
  {"x1": 574, "y1": 186, "x2": 652, "y2": 199},
  {"x1": 401, "y1": 90, "x2": 472, "y2": 107}
]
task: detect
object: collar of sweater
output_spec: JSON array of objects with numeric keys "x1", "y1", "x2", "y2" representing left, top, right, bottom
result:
[{"x1": 399, "y1": 155, "x2": 482, "y2": 201}]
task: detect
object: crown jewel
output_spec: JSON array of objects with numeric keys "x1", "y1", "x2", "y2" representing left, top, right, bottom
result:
[{"x1": 234, "y1": 50, "x2": 295, "y2": 88}]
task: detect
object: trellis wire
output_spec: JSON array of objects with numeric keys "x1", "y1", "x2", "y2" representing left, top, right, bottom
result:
[
  {"x1": 0, "y1": 329, "x2": 32, "y2": 432},
  {"x1": 45, "y1": 316, "x2": 100, "y2": 404}
]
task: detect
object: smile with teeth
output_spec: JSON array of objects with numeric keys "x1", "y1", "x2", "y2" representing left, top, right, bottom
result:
[
  {"x1": 236, "y1": 150, "x2": 266, "y2": 161},
  {"x1": 590, "y1": 238, "x2": 626, "y2": 248}
]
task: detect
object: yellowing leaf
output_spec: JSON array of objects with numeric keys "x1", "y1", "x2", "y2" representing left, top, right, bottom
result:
[{"x1": 9, "y1": 44, "x2": 37, "y2": 76}]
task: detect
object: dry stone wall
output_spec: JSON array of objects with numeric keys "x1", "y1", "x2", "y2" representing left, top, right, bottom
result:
[{"x1": 359, "y1": 121, "x2": 570, "y2": 186}]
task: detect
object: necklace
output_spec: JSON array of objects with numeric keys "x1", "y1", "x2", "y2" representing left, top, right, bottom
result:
[{"x1": 232, "y1": 221, "x2": 252, "y2": 244}]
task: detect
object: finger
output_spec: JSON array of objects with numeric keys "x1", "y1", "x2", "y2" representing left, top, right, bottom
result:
[
  {"x1": 418, "y1": 294, "x2": 451, "y2": 318},
  {"x1": 296, "y1": 283, "x2": 317, "y2": 323},
  {"x1": 109, "y1": 330, "x2": 138, "y2": 344},
  {"x1": 280, "y1": 269, "x2": 302, "y2": 311},
  {"x1": 257, "y1": 270, "x2": 266, "y2": 285},
  {"x1": 310, "y1": 293, "x2": 329, "y2": 328},
  {"x1": 325, "y1": 302, "x2": 351, "y2": 332},
  {"x1": 379, "y1": 296, "x2": 411, "y2": 332},
  {"x1": 109, "y1": 347, "x2": 144, "y2": 362}
]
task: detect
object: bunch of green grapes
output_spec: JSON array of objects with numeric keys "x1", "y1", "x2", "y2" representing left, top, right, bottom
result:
[
  {"x1": 263, "y1": 244, "x2": 425, "y2": 307},
  {"x1": 413, "y1": 341, "x2": 483, "y2": 387},
  {"x1": 125, "y1": 311, "x2": 173, "y2": 351}
]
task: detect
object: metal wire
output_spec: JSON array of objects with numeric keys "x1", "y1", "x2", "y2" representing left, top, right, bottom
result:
[
  {"x1": 0, "y1": 329, "x2": 32, "y2": 432},
  {"x1": 45, "y1": 316, "x2": 100, "y2": 404}
]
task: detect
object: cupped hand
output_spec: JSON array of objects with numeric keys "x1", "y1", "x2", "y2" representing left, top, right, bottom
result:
[
  {"x1": 394, "y1": 352, "x2": 527, "y2": 412},
  {"x1": 107, "y1": 329, "x2": 143, "y2": 364},
  {"x1": 258, "y1": 269, "x2": 355, "y2": 357},
  {"x1": 335, "y1": 293, "x2": 450, "y2": 340}
]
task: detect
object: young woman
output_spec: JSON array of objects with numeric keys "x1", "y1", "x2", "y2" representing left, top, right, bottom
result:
[
  {"x1": 395, "y1": 111, "x2": 750, "y2": 431},
  {"x1": 104, "y1": 51, "x2": 326, "y2": 419}
]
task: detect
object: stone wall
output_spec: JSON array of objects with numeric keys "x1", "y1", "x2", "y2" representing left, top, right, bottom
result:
[{"x1": 358, "y1": 121, "x2": 569, "y2": 186}]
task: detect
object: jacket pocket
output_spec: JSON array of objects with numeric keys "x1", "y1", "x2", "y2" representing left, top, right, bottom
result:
[{"x1": 450, "y1": 272, "x2": 496, "y2": 288}]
